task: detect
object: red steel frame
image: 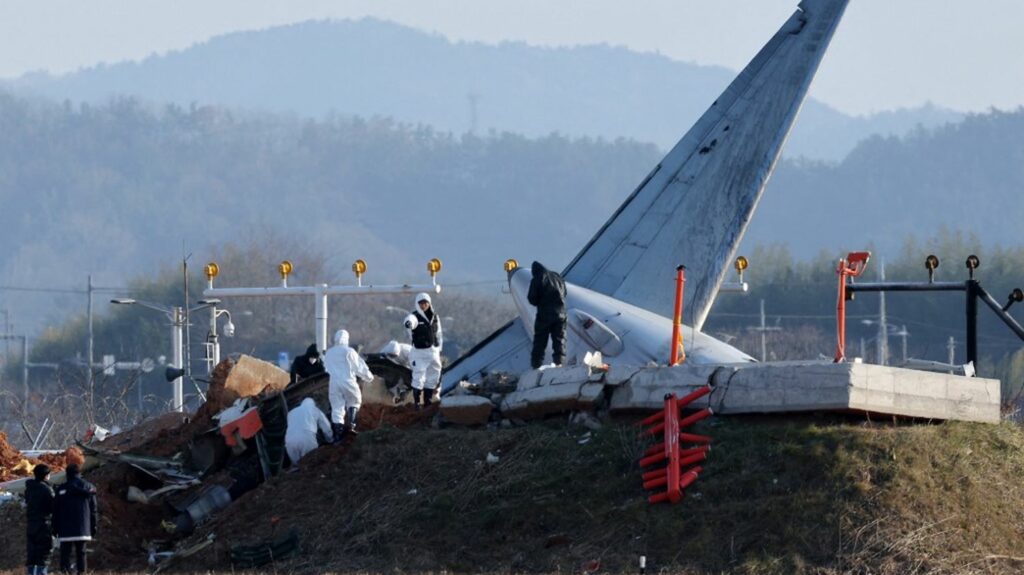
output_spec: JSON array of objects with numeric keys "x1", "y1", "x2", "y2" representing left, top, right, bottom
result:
[
  {"x1": 638, "y1": 386, "x2": 713, "y2": 504},
  {"x1": 833, "y1": 251, "x2": 871, "y2": 363}
]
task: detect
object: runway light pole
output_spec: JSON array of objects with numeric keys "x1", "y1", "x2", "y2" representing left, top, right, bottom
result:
[
  {"x1": 196, "y1": 296, "x2": 235, "y2": 374},
  {"x1": 111, "y1": 298, "x2": 217, "y2": 412},
  {"x1": 203, "y1": 258, "x2": 443, "y2": 354}
]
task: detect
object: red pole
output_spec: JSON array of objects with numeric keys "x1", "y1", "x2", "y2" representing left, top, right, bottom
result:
[
  {"x1": 676, "y1": 385, "x2": 712, "y2": 410},
  {"x1": 834, "y1": 258, "x2": 847, "y2": 362},
  {"x1": 679, "y1": 432, "x2": 713, "y2": 444},
  {"x1": 670, "y1": 265, "x2": 686, "y2": 365},
  {"x1": 665, "y1": 393, "x2": 681, "y2": 503},
  {"x1": 678, "y1": 407, "x2": 713, "y2": 428}
]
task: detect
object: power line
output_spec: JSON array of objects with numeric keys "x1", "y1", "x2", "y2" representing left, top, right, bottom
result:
[{"x1": 0, "y1": 284, "x2": 134, "y2": 294}]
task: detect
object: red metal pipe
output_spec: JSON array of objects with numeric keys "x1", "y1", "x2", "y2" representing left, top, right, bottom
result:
[
  {"x1": 648, "y1": 492, "x2": 670, "y2": 504},
  {"x1": 643, "y1": 476, "x2": 668, "y2": 490},
  {"x1": 675, "y1": 385, "x2": 712, "y2": 410},
  {"x1": 678, "y1": 407, "x2": 713, "y2": 428},
  {"x1": 643, "y1": 421, "x2": 666, "y2": 437},
  {"x1": 679, "y1": 467, "x2": 702, "y2": 491},
  {"x1": 644, "y1": 443, "x2": 665, "y2": 456},
  {"x1": 642, "y1": 468, "x2": 668, "y2": 481},
  {"x1": 677, "y1": 451, "x2": 707, "y2": 469},
  {"x1": 639, "y1": 451, "x2": 667, "y2": 468},
  {"x1": 637, "y1": 410, "x2": 665, "y2": 427},
  {"x1": 679, "y1": 432, "x2": 713, "y2": 444},
  {"x1": 669, "y1": 265, "x2": 686, "y2": 365},
  {"x1": 678, "y1": 445, "x2": 710, "y2": 459},
  {"x1": 834, "y1": 258, "x2": 847, "y2": 362},
  {"x1": 665, "y1": 392, "x2": 681, "y2": 503}
]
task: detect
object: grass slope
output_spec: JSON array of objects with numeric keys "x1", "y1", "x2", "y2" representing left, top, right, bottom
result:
[
  {"x1": 4, "y1": 415, "x2": 1024, "y2": 574},
  {"x1": 171, "y1": 416, "x2": 1024, "y2": 574}
]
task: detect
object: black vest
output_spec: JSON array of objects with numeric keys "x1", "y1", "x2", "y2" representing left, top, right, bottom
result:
[{"x1": 411, "y1": 309, "x2": 439, "y2": 349}]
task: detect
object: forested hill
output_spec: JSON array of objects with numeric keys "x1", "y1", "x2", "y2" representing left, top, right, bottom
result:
[
  {"x1": 0, "y1": 91, "x2": 661, "y2": 328},
  {"x1": 742, "y1": 108, "x2": 1024, "y2": 258},
  {"x1": 1, "y1": 92, "x2": 1021, "y2": 332},
  {"x1": 6, "y1": 19, "x2": 962, "y2": 162}
]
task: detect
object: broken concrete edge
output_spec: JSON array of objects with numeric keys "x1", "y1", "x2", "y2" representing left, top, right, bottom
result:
[{"x1": 450, "y1": 361, "x2": 1002, "y2": 425}]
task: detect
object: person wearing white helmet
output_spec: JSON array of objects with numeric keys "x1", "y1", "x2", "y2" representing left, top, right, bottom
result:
[
  {"x1": 285, "y1": 397, "x2": 333, "y2": 464},
  {"x1": 404, "y1": 292, "x2": 443, "y2": 409},
  {"x1": 322, "y1": 329, "x2": 374, "y2": 437}
]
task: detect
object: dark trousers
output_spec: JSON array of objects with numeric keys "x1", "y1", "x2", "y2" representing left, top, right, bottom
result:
[
  {"x1": 25, "y1": 524, "x2": 52, "y2": 569},
  {"x1": 531, "y1": 318, "x2": 567, "y2": 368},
  {"x1": 59, "y1": 541, "x2": 86, "y2": 574}
]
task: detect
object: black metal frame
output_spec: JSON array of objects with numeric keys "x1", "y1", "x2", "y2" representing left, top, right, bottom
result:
[{"x1": 847, "y1": 279, "x2": 1024, "y2": 369}]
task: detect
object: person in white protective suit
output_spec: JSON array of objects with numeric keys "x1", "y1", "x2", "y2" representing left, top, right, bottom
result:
[
  {"x1": 285, "y1": 397, "x2": 333, "y2": 464},
  {"x1": 404, "y1": 292, "x2": 443, "y2": 409},
  {"x1": 323, "y1": 329, "x2": 374, "y2": 437}
]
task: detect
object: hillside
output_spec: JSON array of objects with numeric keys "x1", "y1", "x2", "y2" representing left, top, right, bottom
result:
[
  {"x1": 744, "y1": 108, "x2": 1024, "y2": 259},
  {"x1": 1, "y1": 91, "x2": 1021, "y2": 339},
  {"x1": 6, "y1": 19, "x2": 963, "y2": 161},
  {"x1": 3, "y1": 415, "x2": 1024, "y2": 574}
]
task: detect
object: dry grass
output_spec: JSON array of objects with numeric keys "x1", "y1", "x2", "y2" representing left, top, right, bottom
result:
[{"x1": 4, "y1": 415, "x2": 1024, "y2": 574}]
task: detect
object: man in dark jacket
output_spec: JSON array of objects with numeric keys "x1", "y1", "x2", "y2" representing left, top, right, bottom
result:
[
  {"x1": 527, "y1": 261, "x2": 568, "y2": 369},
  {"x1": 289, "y1": 343, "x2": 326, "y2": 384},
  {"x1": 25, "y1": 464, "x2": 54, "y2": 575},
  {"x1": 52, "y1": 464, "x2": 98, "y2": 574}
]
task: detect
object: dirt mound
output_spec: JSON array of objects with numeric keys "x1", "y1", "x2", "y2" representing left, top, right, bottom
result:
[
  {"x1": 358, "y1": 403, "x2": 437, "y2": 431},
  {"x1": 127, "y1": 359, "x2": 235, "y2": 459},
  {"x1": 0, "y1": 432, "x2": 72, "y2": 482},
  {"x1": 161, "y1": 417, "x2": 1024, "y2": 575},
  {"x1": 93, "y1": 411, "x2": 189, "y2": 454},
  {"x1": 85, "y1": 463, "x2": 178, "y2": 570},
  {"x1": 0, "y1": 431, "x2": 25, "y2": 481}
]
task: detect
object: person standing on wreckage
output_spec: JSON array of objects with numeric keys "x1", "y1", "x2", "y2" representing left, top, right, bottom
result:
[
  {"x1": 528, "y1": 261, "x2": 567, "y2": 369},
  {"x1": 404, "y1": 292, "x2": 443, "y2": 409},
  {"x1": 323, "y1": 329, "x2": 374, "y2": 439}
]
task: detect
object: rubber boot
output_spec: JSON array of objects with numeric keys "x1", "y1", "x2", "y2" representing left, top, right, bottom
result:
[
  {"x1": 412, "y1": 389, "x2": 422, "y2": 411},
  {"x1": 331, "y1": 422, "x2": 346, "y2": 443},
  {"x1": 345, "y1": 407, "x2": 359, "y2": 435},
  {"x1": 422, "y1": 387, "x2": 434, "y2": 407}
]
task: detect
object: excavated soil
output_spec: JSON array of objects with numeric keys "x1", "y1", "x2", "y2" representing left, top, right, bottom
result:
[{"x1": 0, "y1": 432, "x2": 72, "y2": 482}]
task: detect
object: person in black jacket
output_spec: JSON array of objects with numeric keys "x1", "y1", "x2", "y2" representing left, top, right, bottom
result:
[
  {"x1": 25, "y1": 464, "x2": 54, "y2": 575},
  {"x1": 52, "y1": 464, "x2": 98, "y2": 574},
  {"x1": 527, "y1": 261, "x2": 568, "y2": 369},
  {"x1": 289, "y1": 343, "x2": 326, "y2": 384}
]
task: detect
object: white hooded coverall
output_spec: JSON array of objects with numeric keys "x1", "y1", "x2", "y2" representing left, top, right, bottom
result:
[
  {"x1": 285, "y1": 397, "x2": 333, "y2": 463},
  {"x1": 323, "y1": 329, "x2": 373, "y2": 424},
  {"x1": 406, "y1": 293, "x2": 443, "y2": 391}
]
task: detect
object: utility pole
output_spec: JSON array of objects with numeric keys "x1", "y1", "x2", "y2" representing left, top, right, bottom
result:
[
  {"x1": 748, "y1": 299, "x2": 782, "y2": 362},
  {"x1": 87, "y1": 274, "x2": 94, "y2": 398},
  {"x1": 0, "y1": 333, "x2": 29, "y2": 414},
  {"x1": 898, "y1": 324, "x2": 909, "y2": 364},
  {"x1": 877, "y1": 260, "x2": 889, "y2": 366},
  {"x1": 2, "y1": 308, "x2": 9, "y2": 367},
  {"x1": 947, "y1": 336, "x2": 956, "y2": 374}
]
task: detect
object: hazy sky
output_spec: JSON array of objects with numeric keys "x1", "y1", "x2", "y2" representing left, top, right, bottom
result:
[{"x1": 1, "y1": 0, "x2": 1021, "y2": 116}]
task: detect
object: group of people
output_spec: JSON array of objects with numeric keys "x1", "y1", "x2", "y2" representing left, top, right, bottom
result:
[
  {"x1": 282, "y1": 263, "x2": 569, "y2": 465},
  {"x1": 25, "y1": 463, "x2": 99, "y2": 575},
  {"x1": 20, "y1": 265, "x2": 566, "y2": 572},
  {"x1": 283, "y1": 291, "x2": 445, "y2": 464}
]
